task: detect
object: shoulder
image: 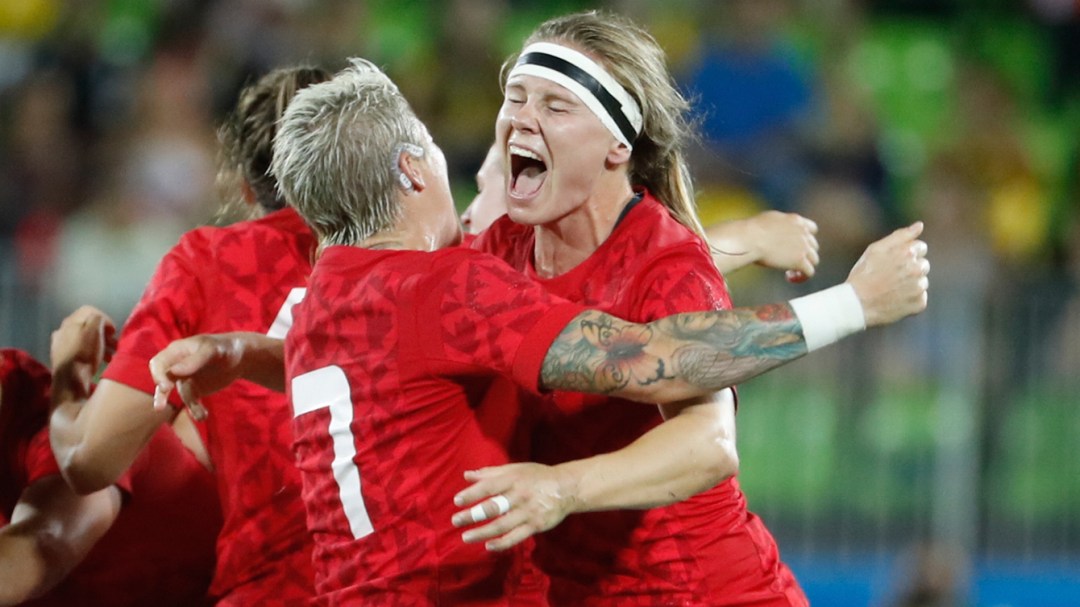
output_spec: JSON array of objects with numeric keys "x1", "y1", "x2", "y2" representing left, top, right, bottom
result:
[
  {"x1": 632, "y1": 194, "x2": 710, "y2": 251},
  {"x1": 623, "y1": 196, "x2": 731, "y2": 313},
  {"x1": 176, "y1": 208, "x2": 314, "y2": 263},
  {"x1": 471, "y1": 216, "x2": 533, "y2": 268},
  {"x1": 612, "y1": 195, "x2": 717, "y2": 279}
]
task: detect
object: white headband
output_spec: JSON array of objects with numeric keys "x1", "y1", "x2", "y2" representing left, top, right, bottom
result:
[{"x1": 508, "y1": 42, "x2": 643, "y2": 149}]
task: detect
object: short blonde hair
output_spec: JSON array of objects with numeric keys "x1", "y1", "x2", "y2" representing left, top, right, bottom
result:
[{"x1": 272, "y1": 59, "x2": 428, "y2": 246}]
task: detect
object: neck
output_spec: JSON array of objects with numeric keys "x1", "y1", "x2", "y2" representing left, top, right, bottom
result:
[{"x1": 532, "y1": 180, "x2": 635, "y2": 278}]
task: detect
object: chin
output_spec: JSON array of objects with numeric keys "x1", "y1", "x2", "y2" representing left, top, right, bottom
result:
[{"x1": 505, "y1": 203, "x2": 537, "y2": 227}]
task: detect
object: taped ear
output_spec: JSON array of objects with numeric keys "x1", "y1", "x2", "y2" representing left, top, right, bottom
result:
[{"x1": 394, "y1": 143, "x2": 426, "y2": 193}]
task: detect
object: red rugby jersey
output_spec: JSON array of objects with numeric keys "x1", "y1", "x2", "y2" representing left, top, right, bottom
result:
[
  {"x1": 285, "y1": 245, "x2": 584, "y2": 606},
  {"x1": 473, "y1": 192, "x2": 808, "y2": 607},
  {"x1": 102, "y1": 207, "x2": 318, "y2": 606}
]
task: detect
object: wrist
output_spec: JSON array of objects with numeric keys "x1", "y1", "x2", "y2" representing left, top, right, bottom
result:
[
  {"x1": 51, "y1": 359, "x2": 94, "y2": 401},
  {"x1": 552, "y1": 460, "x2": 587, "y2": 515},
  {"x1": 788, "y1": 283, "x2": 866, "y2": 352}
]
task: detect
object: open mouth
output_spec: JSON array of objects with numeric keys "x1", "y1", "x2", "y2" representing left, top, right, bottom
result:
[{"x1": 509, "y1": 145, "x2": 548, "y2": 198}]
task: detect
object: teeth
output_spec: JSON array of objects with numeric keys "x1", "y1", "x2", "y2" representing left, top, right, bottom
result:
[{"x1": 509, "y1": 145, "x2": 541, "y2": 161}]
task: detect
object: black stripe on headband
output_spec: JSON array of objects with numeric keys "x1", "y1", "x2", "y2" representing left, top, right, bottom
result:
[{"x1": 518, "y1": 51, "x2": 638, "y2": 145}]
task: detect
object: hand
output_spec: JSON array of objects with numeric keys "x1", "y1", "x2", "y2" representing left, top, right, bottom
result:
[
  {"x1": 746, "y1": 211, "x2": 820, "y2": 280},
  {"x1": 148, "y1": 334, "x2": 246, "y2": 417},
  {"x1": 51, "y1": 306, "x2": 116, "y2": 397},
  {"x1": 708, "y1": 211, "x2": 819, "y2": 280},
  {"x1": 450, "y1": 463, "x2": 579, "y2": 552},
  {"x1": 846, "y1": 222, "x2": 930, "y2": 327}
]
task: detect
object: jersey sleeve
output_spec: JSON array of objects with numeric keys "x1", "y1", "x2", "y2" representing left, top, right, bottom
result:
[
  {"x1": 416, "y1": 250, "x2": 586, "y2": 395},
  {"x1": 102, "y1": 237, "x2": 207, "y2": 399},
  {"x1": 24, "y1": 427, "x2": 134, "y2": 494}
]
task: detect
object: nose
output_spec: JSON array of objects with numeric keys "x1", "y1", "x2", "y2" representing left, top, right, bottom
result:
[{"x1": 509, "y1": 100, "x2": 539, "y2": 133}]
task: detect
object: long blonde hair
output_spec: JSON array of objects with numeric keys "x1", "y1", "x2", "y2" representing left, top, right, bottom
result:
[{"x1": 512, "y1": 10, "x2": 707, "y2": 240}]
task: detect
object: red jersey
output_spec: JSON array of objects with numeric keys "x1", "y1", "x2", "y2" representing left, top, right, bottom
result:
[
  {"x1": 1, "y1": 349, "x2": 219, "y2": 607},
  {"x1": 0, "y1": 349, "x2": 52, "y2": 520},
  {"x1": 473, "y1": 193, "x2": 808, "y2": 607},
  {"x1": 285, "y1": 245, "x2": 585, "y2": 606},
  {"x1": 103, "y1": 207, "x2": 318, "y2": 606}
]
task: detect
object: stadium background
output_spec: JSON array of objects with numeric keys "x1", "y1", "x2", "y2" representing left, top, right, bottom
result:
[{"x1": 0, "y1": 0, "x2": 1077, "y2": 604}]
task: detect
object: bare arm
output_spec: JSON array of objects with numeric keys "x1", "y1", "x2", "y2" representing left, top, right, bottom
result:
[
  {"x1": 49, "y1": 306, "x2": 176, "y2": 494},
  {"x1": 707, "y1": 211, "x2": 819, "y2": 281},
  {"x1": 452, "y1": 390, "x2": 738, "y2": 550},
  {"x1": 0, "y1": 476, "x2": 122, "y2": 605}
]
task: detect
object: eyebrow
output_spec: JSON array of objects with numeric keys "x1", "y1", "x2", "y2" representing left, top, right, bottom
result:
[{"x1": 505, "y1": 79, "x2": 579, "y2": 106}]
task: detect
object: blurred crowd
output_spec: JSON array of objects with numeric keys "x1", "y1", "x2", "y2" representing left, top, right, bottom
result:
[{"x1": 0, "y1": 0, "x2": 1077, "y2": 355}]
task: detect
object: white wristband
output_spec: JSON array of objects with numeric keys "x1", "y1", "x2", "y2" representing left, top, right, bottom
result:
[{"x1": 788, "y1": 283, "x2": 866, "y2": 352}]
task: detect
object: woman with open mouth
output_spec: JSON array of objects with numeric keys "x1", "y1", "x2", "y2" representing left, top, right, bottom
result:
[{"x1": 461, "y1": 10, "x2": 838, "y2": 606}]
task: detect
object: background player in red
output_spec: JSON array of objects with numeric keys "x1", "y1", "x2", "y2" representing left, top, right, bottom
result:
[
  {"x1": 454, "y1": 11, "x2": 923, "y2": 606},
  {"x1": 0, "y1": 337, "x2": 218, "y2": 607},
  {"x1": 152, "y1": 58, "x2": 928, "y2": 606},
  {"x1": 48, "y1": 66, "x2": 329, "y2": 606}
]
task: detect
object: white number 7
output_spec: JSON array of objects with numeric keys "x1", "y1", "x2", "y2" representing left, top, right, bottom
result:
[{"x1": 291, "y1": 366, "x2": 374, "y2": 539}]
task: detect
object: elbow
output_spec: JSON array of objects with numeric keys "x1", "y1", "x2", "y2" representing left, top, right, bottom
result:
[
  {"x1": 56, "y1": 450, "x2": 115, "y2": 495},
  {"x1": 702, "y1": 435, "x2": 739, "y2": 486}
]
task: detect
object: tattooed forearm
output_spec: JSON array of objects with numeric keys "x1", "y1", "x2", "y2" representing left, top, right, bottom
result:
[
  {"x1": 541, "y1": 314, "x2": 663, "y2": 393},
  {"x1": 540, "y1": 305, "x2": 808, "y2": 401}
]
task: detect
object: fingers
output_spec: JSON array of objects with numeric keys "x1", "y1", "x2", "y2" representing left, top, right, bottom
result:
[
  {"x1": 176, "y1": 380, "x2": 209, "y2": 421},
  {"x1": 454, "y1": 467, "x2": 512, "y2": 508},
  {"x1": 51, "y1": 305, "x2": 117, "y2": 378},
  {"x1": 149, "y1": 347, "x2": 180, "y2": 396},
  {"x1": 481, "y1": 523, "x2": 537, "y2": 552},
  {"x1": 459, "y1": 508, "x2": 535, "y2": 551},
  {"x1": 150, "y1": 340, "x2": 203, "y2": 412},
  {"x1": 454, "y1": 496, "x2": 537, "y2": 552},
  {"x1": 453, "y1": 482, "x2": 506, "y2": 518},
  {"x1": 149, "y1": 338, "x2": 203, "y2": 392},
  {"x1": 897, "y1": 221, "x2": 924, "y2": 241},
  {"x1": 454, "y1": 494, "x2": 511, "y2": 527},
  {"x1": 152, "y1": 384, "x2": 172, "y2": 411},
  {"x1": 874, "y1": 221, "x2": 925, "y2": 249},
  {"x1": 451, "y1": 463, "x2": 570, "y2": 552}
]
